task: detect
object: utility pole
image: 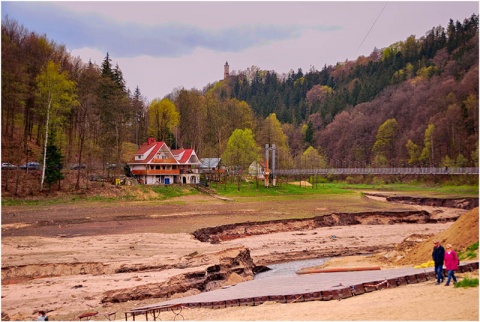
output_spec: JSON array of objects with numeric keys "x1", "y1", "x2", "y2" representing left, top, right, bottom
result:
[{"x1": 265, "y1": 144, "x2": 276, "y2": 187}]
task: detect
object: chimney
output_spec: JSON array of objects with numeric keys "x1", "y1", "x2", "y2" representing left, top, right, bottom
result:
[{"x1": 147, "y1": 137, "x2": 157, "y2": 145}]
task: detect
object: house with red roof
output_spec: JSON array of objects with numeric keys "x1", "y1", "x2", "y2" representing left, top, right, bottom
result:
[{"x1": 128, "y1": 137, "x2": 201, "y2": 185}]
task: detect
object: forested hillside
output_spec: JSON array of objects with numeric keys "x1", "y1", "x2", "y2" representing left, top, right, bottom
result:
[
  {"x1": 223, "y1": 15, "x2": 479, "y2": 168},
  {"x1": 1, "y1": 14, "x2": 478, "y2": 191}
]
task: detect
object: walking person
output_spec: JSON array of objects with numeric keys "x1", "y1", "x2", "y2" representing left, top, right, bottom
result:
[
  {"x1": 432, "y1": 240, "x2": 445, "y2": 285},
  {"x1": 444, "y1": 244, "x2": 459, "y2": 286},
  {"x1": 36, "y1": 310, "x2": 48, "y2": 321}
]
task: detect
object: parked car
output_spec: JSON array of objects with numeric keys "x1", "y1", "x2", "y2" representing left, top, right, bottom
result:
[
  {"x1": 89, "y1": 174, "x2": 108, "y2": 182},
  {"x1": 71, "y1": 163, "x2": 87, "y2": 170},
  {"x1": 105, "y1": 163, "x2": 117, "y2": 170},
  {"x1": 20, "y1": 162, "x2": 40, "y2": 170},
  {"x1": 2, "y1": 162, "x2": 17, "y2": 170}
]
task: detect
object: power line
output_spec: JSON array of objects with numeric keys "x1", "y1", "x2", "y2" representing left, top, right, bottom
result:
[{"x1": 356, "y1": 2, "x2": 388, "y2": 56}]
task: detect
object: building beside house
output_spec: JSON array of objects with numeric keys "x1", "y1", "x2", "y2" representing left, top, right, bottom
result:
[
  {"x1": 199, "y1": 158, "x2": 222, "y2": 173},
  {"x1": 128, "y1": 138, "x2": 201, "y2": 185},
  {"x1": 248, "y1": 160, "x2": 266, "y2": 178},
  {"x1": 199, "y1": 158, "x2": 225, "y2": 182}
]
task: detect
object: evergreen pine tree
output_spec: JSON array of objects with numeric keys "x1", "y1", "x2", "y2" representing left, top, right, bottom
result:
[{"x1": 44, "y1": 131, "x2": 64, "y2": 191}]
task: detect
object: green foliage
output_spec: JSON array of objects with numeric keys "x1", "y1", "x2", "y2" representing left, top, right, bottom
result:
[
  {"x1": 458, "y1": 242, "x2": 479, "y2": 261},
  {"x1": 472, "y1": 146, "x2": 479, "y2": 167},
  {"x1": 416, "y1": 66, "x2": 438, "y2": 79},
  {"x1": 257, "y1": 113, "x2": 292, "y2": 168},
  {"x1": 441, "y1": 155, "x2": 456, "y2": 168},
  {"x1": 373, "y1": 154, "x2": 389, "y2": 167},
  {"x1": 222, "y1": 128, "x2": 260, "y2": 170},
  {"x1": 406, "y1": 139, "x2": 421, "y2": 165},
  {"x1": 442, "y1": 154, "x2": 469, "y2": 168},
  {"x1": 35, "y1": 60, "x2": 77, "y2": 128},
  {"x1": 372, "y1": 118, "x2": 398, "y2": 163},
  {"x1": 420, "y1": 124, "x2": 435, "y2": 165},
  {"x1": 455, "y1": 154, "x2": 469, "y2": 167},
  {"x1": 36, "y1": 60, "x2": 78, "y2": 190},
  {"x1": 302, "y1": 146, "x2": 327, "y2": 168},
  {"x1": 44, "y1": 136, "x2": 64, "y2": 190},
  {"x1": 147, "y1": 98, "x2": 179, "y2": 143},
  {"x1": 304, "y1": 121, "x2": 314, "y2": 145},
  {"x1": 466, "y1": 242, "x2": 479, "y2": 251},
  {"x1": 454, "y1": 277, "x2": 479, "y2": 288}
]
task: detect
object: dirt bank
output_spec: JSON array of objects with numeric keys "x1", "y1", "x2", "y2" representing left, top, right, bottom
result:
[{"x1": 192, "y1": 210, "x2": 450, "y2": 244}]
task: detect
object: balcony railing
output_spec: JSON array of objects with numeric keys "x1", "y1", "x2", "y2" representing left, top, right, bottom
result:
[
  {"x1": 151, "y1": 158, "x2": 178, "y2": 163},
  {"x1": 131, "y1": 169, "x2": 180, "y2": 175}
]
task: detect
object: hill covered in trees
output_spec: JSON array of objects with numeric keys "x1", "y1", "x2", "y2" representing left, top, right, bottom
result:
[
  {"x1": 1, "y1": 14, "x2": 478, "y2": 192},
  {"x1": 220, "y1": 15, "x2": 479, "y2": 169}
]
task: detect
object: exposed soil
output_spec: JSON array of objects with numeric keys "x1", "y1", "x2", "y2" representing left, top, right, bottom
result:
[
  {"x1": 192, "y1": 209, "x2": 448, "y2": 244},
  {"x1": 1, "y1": 191, "x2": 478, "y2": 321}
]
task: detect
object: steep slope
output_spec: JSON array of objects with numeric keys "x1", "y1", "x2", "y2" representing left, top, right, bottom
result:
[{"x1": 398, "y1": 207, "x2": 479, "y2": 265}]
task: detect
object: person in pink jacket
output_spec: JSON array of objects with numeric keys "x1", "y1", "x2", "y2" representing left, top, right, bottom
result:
[{"x1": 444, "y1": 243, "x2": 459, "y2": 286}]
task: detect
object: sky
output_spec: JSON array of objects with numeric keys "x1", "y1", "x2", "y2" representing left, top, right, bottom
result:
[{"x1": 1, "y1": 1, "x2": 478, "y2": 102}]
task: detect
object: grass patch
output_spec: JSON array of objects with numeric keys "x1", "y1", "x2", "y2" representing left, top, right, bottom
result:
[
  {"x1": 454, "y1": 277, "x2": 479, "y2": 288},
  {"x1": 458, "y1": 242, "x2": 479, "y2": 261},
  {"x1": 1, "y1": 184, "x2": 200, "y2": 207},
  {"x1": 2, "y1": 180, "x2": 477, "y2": 207},
  {"x1": 466, "y1": 242, "x2": 479, "y2": 252},
  {"x1": 140, "y1": 185, "x2": 199, "y2": 199},
  {"x1": 337, "y1": 182, "x2": 478, "y2": 196},
  {"x1": 211, "y1": 180, "x2": 479, "y2": 198},
  {"x1": 1, "y1": 198, "x2": 67, "y2": 207},
  {"x1": 212, "y1": 180, "x2": 355, "y2": 198}
]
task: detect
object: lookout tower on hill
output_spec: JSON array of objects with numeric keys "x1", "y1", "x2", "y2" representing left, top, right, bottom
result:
[{"x1": 224, "y1": 61, "x2": 229, "y2": 80}]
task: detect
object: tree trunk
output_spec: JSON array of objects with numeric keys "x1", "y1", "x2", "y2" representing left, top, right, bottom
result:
[{"x1": 41, "y1": 96, "x2": 52, "y2": 191}]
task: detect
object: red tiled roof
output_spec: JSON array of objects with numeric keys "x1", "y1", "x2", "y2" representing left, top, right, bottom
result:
[
  {"x1": 129, "y1": 138, "x2": 200, "y2": 165},
  {"x1": 130, "y1": 140, "x2": 168, "y2": 164},
  {"x1": 172, "y1": 149, "x2": 196, "y2": 164}
]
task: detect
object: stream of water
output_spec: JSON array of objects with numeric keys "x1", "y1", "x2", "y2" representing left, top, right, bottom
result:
[{"x1": 254, "y1": 257, "x2": 331, "y2": 280}]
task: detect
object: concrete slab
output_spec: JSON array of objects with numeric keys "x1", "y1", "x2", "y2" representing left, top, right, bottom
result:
[{"x1": 126, "y1": 261, "x2": 478, "y2": 320}]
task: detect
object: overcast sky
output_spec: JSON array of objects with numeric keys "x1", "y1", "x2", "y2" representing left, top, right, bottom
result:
[{"x1": 2, "y1": 1, "x2": 478, "y2": 102}]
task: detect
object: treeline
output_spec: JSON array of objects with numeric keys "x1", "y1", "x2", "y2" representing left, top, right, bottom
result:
[
  {"x1": 1, "y1": 14, "x2": 479, "y2": 189},
  {"x1": 229, "y1": 16, "x2": 479, "y2": 125},
  {"x1": 223, "y1": 15, "x2": 479, "y2": 168},
  {"x1": 2, "y1": 17, "x2": 148, "y2": 185}
]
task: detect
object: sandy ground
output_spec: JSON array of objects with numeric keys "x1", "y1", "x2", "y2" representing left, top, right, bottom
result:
[
  {"x1": 180, "y1": 279, "x2": 479, "y2": 321},
  {"x1": 1, "y1": 194, "x2": 478, "y2": 321}
]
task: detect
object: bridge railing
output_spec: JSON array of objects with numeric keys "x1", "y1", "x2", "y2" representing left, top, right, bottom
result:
[{"x1": 274, "y1": 167, "x2": 479, "y2": 176}]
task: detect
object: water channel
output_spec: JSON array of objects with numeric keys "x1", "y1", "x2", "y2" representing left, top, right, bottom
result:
[{"x1": 254, "y1": 257, "x2": 331, "y2": 280}]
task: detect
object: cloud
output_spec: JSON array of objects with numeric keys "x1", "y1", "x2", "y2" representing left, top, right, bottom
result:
[{"x1": 2, "y1": 1, "x2": 341, "y2": 59}]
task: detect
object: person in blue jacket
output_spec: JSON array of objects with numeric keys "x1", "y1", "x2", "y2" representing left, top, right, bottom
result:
[{"x1": 432, "y1": 240, "x2": 445, "y2": 285}]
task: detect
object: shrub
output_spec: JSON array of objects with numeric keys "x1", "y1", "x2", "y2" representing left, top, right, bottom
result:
[
  {"x1": 458, "y1": 242, "x2": 479, "y2": 261},
  {"x1": 466, "y1": 242, "x2": 479, "y2": 251},
  {"x1": 454, "y1": 277, "x2": 479, "y2": 288}
]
